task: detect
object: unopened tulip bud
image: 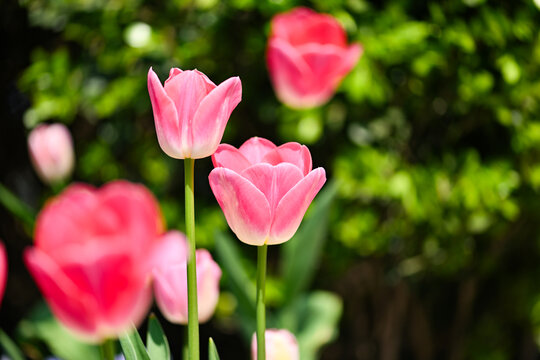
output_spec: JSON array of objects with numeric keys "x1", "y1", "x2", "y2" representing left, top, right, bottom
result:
[
  {"x1": 251, "y1": 329, "x2": 300, "y2": 360},
  {"x1": 28, "y1": 123, "x2": 74, "y2": 185}
]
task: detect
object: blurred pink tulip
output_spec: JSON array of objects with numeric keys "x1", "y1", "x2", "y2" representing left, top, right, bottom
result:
[
  {"x1": 251, "y1": 329, "x2": 300, "y2": 360},
  {"x1": 0, "y1": 242, "x2": 6, "y2": 307},
  {"x1": 152, "y1": 231, "x2": 222, "y2": 324},
  {"x1": 209, "y1": 137, "x2": 326, "y2": 246},
  {"x1": 24, "y1": 181, "x2": 165, "y2": 341},
  {"x1": 28, "y1": 123, "x2": 75, "y2": 184},
  {"x1": 267, "y1": 7, "x2": 362, "y2": 109},
  {"x1": 147, "y1": 67, "x2": 242, "y2": 159}
]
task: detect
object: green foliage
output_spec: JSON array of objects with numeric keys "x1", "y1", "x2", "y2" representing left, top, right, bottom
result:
[
  {"x1": 146, "y1": 314, "x2": 171, "y2": 360},
  {"x1": 16, "y1": 302, "x2": 100, "y2": 360},
  {"x1": 208, "y1": 338, "x2": 221, "y2": 360}
]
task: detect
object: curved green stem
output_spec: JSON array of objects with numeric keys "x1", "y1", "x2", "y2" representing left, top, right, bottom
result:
[
  {"x1": 185, "y1": 158, "x2": 199, "y2": 360},
  {"x1": 256, "y1": 244, "x2": 268, "y2": 360},
  {"x1": 99, "y1": 338, "x2": 115, "y2": 360}
]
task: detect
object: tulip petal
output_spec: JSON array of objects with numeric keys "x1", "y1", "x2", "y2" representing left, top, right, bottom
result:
[
  {"x1": 241, "y1": 163, "x2": 304, "y2": 212},
  {"x1": 24, "y1": 248, "x2": 98, "y2": 338},
  {"x1": 148, "y1": 68, "x2": 183, "y2": 158},
  {"x1": 339, "y1": 43, "x2": 363, "y2": 75},
  {"x1": 164, "y1": 70, "x2": 216, "y2": 158},
  {"x1": 261, "y1": 142, "x2": 312, "y2": 176},
  {"x1": 60, "y1": 253, "x2": 151, "y2": 335},
  {"x1": 209, "y1": 168, "x2": 271, "y2": 246},
  {"x1": 212, "y1": 144, "x2": 252, "y2": 173},
  {"x1": 269, "y1": 167, "x2": 326, "y2": 245},
  {"x1": 0, "y1": 242, "x2": 6, "y2": 306},
  {"x1": 152, "y1": 231, "x2": 188, "y2": 271},
  {"x1": 238, "y1": 137, "x2": 277, "y2": 164},
  {"x1": 271, "y1": 7, "x2": 346, "y2": 47},
  {"x1": 190, "y1": 77, "x2": 242, "y2": 158},
  {"x1": 153, "y1": 263, "x2": 189, "y2": 324},
  {"x1": 195, "y1": 250, "x2": 222, "y2": 323},
  {"x1": 267, "y1": 38, "x2": 316, "y2": 108}
]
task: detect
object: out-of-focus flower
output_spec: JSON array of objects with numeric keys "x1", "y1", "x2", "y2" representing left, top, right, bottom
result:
[
  {"x1": 152, "y1": 231, "x2": 222, "y2": 324},
  {"x1": 24, "y1": 181, "x2": 165, "y2": 341},
  {"x1": 147, "y1": 67, "x2": 242, "y2": 159},
  {"x1": 267, "y1": 7, "x2": 362, "y2": 109},
  {"x1": 209, "y1": 137, "x2": 326, "y2": 246},
  {"x1": 251, "y1": 329, "x2": 300, "y2": 360},
  {"x1": 0, "y1": 241, "x2": 6, "y2": 307},
  {"x1": 28, "y1": 123, "x2": 75, "y2": 185}
]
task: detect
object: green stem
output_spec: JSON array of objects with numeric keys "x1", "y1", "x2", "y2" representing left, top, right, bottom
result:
[
  {"x1": 185, "y1": 158, "x2": 199, "y2": 360},
  {"x1": 0, "y1": 183, "x2": 35, "y2": 228},
  {"x1": 99, "y1": 338, "x2": 115, "y2": 360},
  {"x1": 256, "y1": 244, "x2": 268, "y2": 360}
]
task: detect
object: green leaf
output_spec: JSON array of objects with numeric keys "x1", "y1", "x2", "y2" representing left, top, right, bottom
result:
[
  {"x1": 146, "y1": 314, "x2": 170, "y2": 360},
  {"x1": 119, "y1": 326, "x2": 150, "y2": 360},
  {"x1": 281, "y1": 181, "x2": 338, "y2": 303},
  {"x1": 0, "y1": 329, "x2": 25, "y2": 360},
  {"x1": 214, "y1": 231, "x2": 256, "y2": 337},
  {"x1": 16, "y1": 302, "x2": 99, "y2": 360},
  {"x1": 208, "y1": 338, "x2": 221, "y2": 360},
  {"x1": 279, "y1": 291, "x2": 343, "y2": 360},
  {"x1": 214, "y1": 231, "x2": 256, "y2": 313}
]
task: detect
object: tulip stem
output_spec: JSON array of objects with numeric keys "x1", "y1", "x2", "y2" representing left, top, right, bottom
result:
[
  {"x1": 99, "y1": 339, "x2": 115, "y2": 360},
  {"x1": 185, "y1": 158, "x2": 199, "y2": 360},
  {"x1": 256, "y1": 244, "x2": 268, "y2": 360}
]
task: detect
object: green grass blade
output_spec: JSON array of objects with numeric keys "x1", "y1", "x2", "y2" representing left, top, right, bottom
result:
[
  {"x1": 146, "y1": 314, "x2": 170, "y2": 360},
  {"x1": 119, "y1": 326, "x2": 150, "y2": 360},
  {"x1": 208, "y1": 338, "x2": 221, "y2": 360}
]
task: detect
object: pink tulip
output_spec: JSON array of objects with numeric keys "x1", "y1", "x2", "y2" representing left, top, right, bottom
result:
[
  {"x1": 147, "y1": 67, "x2": 242, "y2": 159},
  {"x1": 0, "y1": 242, "x2": 6, "y2": 307},
  {"x1": 28, "y1": 123, "x2": 75, "y2": 184},
  {"x1": 209, "y1": 137, "x2": 326, "y2": 246},
  {"x1": 251, "y1": 329, "x2": 300, "y2": 360},
  {"x1": 24, "y1": 181, "x2": 165, "y2": 341},
  {"x1": 152, "y1": 231, "x2": 222, "y2": 324},
  {"x1": 267, "y1": 7, "x2": 362, "y2": 109}
]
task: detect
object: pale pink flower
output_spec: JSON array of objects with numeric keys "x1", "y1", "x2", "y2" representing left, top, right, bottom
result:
[
  {"x1": 147, "y1": 67, "x2": 242, "y2": 159},
  {"x1": 251, "y1": 329, "x2": 300, "y2": 360},
  {"x1": 28, "y1": 123, "x2": 75, "y2": 184},
  {"x1": 152, "y1": 231, "x2": 222, "y2": 324},
  {"x1": 209, "y1": 137, "x2": 325, "y2": 246}
]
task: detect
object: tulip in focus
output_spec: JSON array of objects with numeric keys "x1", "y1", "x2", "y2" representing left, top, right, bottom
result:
[
  {"x1": 251, "y1": 329, "x2": 300, "y2": 360},
  {"x1": 0, "y1": 241, "x2": 6, "y2": 307},
  {"x1": 28, "y1": 123, "x2": 75, "y2": 185},
  {"x1": 147, "y1": 67, "x2": 242, "y2": 159},
  {"x1": 209, "y1": 137, "x2": 326, "y2": 246},
  {"x1": 152, "y1": 231, "x2": 222, "y2": 324},
  {"x1": 267, "y1": 7, "x2": 362, "y2": 109},
  {"x1": 24, "y1": 181, "x2": 165, "y2": 341}
]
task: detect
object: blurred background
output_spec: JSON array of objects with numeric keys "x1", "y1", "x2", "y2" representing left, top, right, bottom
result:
[{"x1": 2, "y1": 0, "x2": 540, "y2": 359}]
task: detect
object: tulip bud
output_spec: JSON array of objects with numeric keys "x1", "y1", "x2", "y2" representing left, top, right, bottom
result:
[
  {"x1": 251, "y1": 329, "x2": 300, "y2": 360},
  {"x1": 28, "y1": 123, "x2": 75, "y2": 185},
  {"x1": 267, "y1": 7, "x2": 362, "y2": 109},
  {"x1": 0, "y1": 241, "x2": 6, "y2": 307},
  {"x1": 152, "y1": 231, "x2": 222, "y2": 324},
  {"x1": 147, "y1": 67, "x2": 242, "y2": 159}
]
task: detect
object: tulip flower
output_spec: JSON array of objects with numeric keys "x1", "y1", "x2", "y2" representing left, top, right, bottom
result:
[
  {"x1": 251, "y1": 329, "x2": 300, "y2": 360},
  {"x1": 209, "y1": 137, "x2": 326, "y2": 246},
  {"x1": 0, "y1": 241, "x2": 6, "y2": 307},
  {"x1": 152, "y1": 231, "x2": 222, "y2": 324},
  {"x1": 24, "y1": 181, "x2": 165, "y2": 341},
  {"x1": 28, "y1": 123, "x2": 75, "y2": 185},
  {"x1": 267, "y1": 7, "x2": 362, "y2": 109},
  {"x1": 147, "y1": 67, "x2": 242, "y2": 159}
]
